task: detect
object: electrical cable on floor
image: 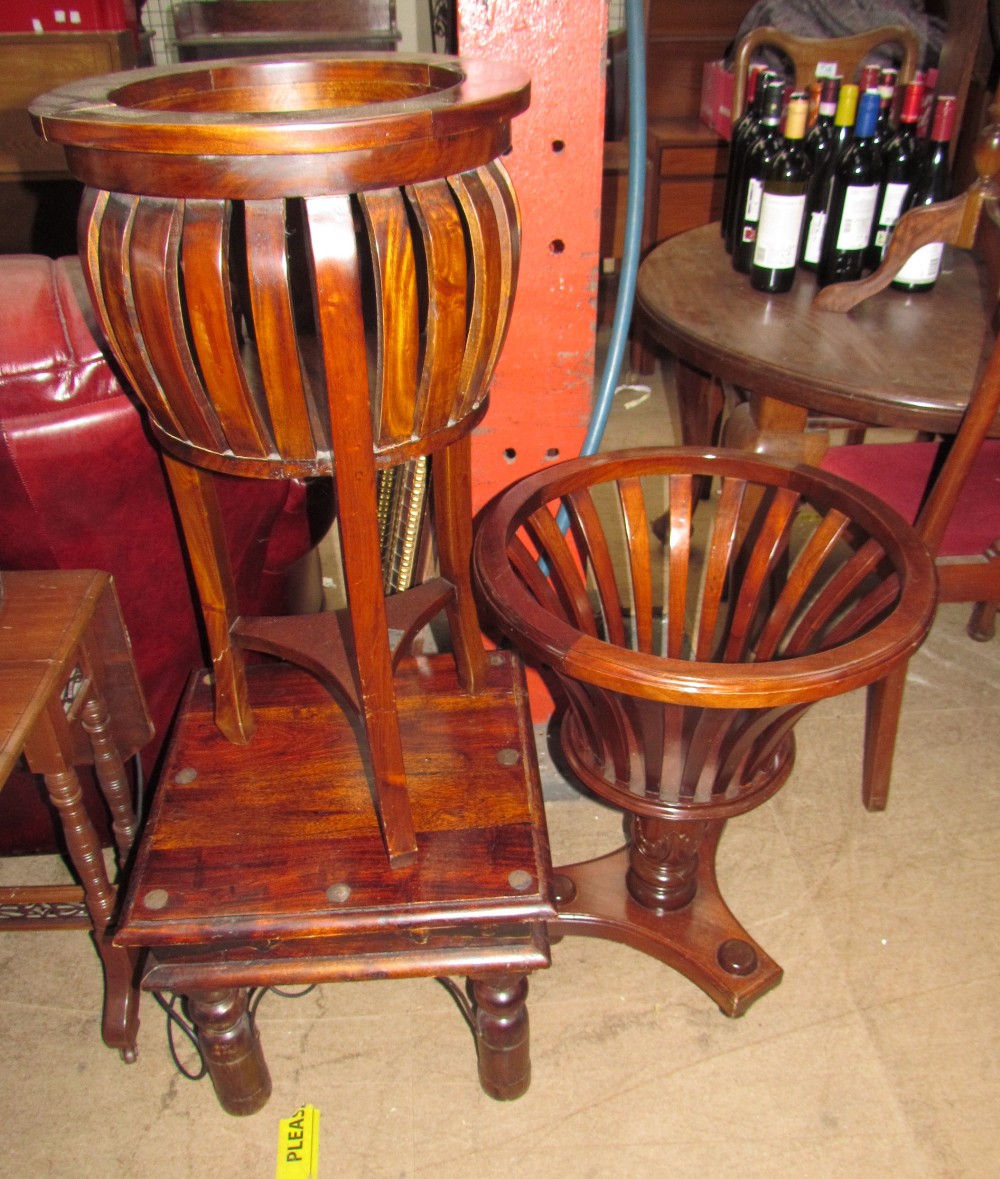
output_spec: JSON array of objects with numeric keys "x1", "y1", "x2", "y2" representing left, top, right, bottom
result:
[
  {"x1": 156, "y1": 985, "x2": 317, "y2": 1084},
  {"x1": 435, "y1": 976, "x2": 477, "y2": 1037}
]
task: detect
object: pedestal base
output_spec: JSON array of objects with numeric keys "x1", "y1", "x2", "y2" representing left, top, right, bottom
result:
[{"x1": 550, "y1": 824, "x2": 782, "y2": 1017}]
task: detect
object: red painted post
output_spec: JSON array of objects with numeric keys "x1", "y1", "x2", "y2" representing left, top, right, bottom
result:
[{"x1": 457, "y1": 0, "x2": 607, "y2": 514}]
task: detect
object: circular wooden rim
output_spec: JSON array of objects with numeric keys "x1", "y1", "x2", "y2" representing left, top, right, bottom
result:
[
  {"x1": 473, "y1": 446, "x2": 938, "y2": 707},
  {"x1": 29, "y1": 53, "x2": 530, "y2": 157}
]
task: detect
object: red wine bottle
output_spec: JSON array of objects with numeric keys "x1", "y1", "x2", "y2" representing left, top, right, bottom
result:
[
  {"x1": 891, "y1": 95, "x2": 957, "y2": 292},
  {"x1": 722, "y1": 65, "x2": 769, "y2": 250},
  {"x1": 859, "y1": 64, "x2": 881, "y2": 95},
  {"x1": 865, "y1": 79, "x2": 923, "y2": 271},
  {"x1": 732, "y1": 77, "x2": 786, "y2": 274},
  {"x1": 800, "y1": 83, "x2": 858, "y2": 270},
  {"x1": 817, "y1": 88, "x2": 883, "y2": 287},
  {"x1": 751, "y1": 95, "x2": 812, "y2": 293},
  {"x1": 871, "y1": 67, "x2": 898, "y2": 150},
  {"x1": 804, "y1": 75, "x2": 840, "y2": 174}
]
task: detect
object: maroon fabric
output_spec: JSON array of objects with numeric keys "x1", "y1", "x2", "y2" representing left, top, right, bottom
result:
[
  {"x1": 820, "y1": 439, "x2": 1000, "y2": 557},
  {"x1": 0, "y1": 255, "x2": 314, "y2": 852}
]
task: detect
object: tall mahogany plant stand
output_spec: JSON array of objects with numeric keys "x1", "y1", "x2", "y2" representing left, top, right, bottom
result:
[{"x1": 31, "y1": 54, "x2": 554, "y2": 1115}]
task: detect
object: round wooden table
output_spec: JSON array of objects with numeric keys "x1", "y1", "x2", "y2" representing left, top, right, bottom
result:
[{"x1": 636, "y1": 222, "x2": 999, "y2": 462}]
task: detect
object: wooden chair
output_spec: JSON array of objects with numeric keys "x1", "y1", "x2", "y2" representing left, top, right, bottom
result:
[
  {"x1": 474, "y1": 448, "x2": 936, "y2": 1015},
  {"x1": 32, "y1": 55, "x2": 556, "y2": 1116},
  {"x1": 730, "y1": 24, "x2": 920, "y2": 131},
  {"x1": 811, "y1": 109, "x2": 1000, "y2": 810}
]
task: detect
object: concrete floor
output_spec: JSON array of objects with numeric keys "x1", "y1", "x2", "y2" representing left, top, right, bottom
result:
[{"x1": 1, "y1": 355, "x2": 998, "y2": 1177}]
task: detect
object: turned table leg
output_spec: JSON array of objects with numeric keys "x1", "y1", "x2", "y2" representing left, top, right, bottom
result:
[
  {"x1": 471, "y1": 974, "x2": 531, "y2": 1101},
  {"x1": 186, "y1": 989, "x2": 272, "y2": 1117},
  {"x1": 81, "y1": 687, "x2": 138, "y2": 865},
  {"x1": 43, "y1": 763, "x2": 141, "y2": 1059}
]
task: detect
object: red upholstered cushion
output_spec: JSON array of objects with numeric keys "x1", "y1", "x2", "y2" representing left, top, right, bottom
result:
[
  {"x1": 820, "y1": 439, "x2": 1000, "y2": 558},
  {"x1": 0, "y1": 255, "x2": 316, "y2": 852}
]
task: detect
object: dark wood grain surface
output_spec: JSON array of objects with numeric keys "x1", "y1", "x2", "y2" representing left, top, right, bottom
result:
[{"x1": 637, "y1": 223, "x2": 1000, "y2": 436}]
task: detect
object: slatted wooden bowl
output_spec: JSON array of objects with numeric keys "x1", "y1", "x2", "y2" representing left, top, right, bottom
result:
[{"x1": 474, "y1": 447, "x2": 937, "y2": 1011}]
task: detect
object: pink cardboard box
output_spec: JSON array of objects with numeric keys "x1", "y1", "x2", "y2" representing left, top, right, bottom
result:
[{"x1": 701, "y1": 59, "x2": 735, "y2": 139}]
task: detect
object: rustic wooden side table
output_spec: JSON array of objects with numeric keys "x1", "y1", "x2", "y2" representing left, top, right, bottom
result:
[{"x1": 0, "y1": 569, "x2": 152, "y2": 1060}]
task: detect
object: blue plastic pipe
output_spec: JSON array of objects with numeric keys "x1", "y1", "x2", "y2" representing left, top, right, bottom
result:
[{"x1": 579, "y1": 0, "x2": 647, "y2": 457}]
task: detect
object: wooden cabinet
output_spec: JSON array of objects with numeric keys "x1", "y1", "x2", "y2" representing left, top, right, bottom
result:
[
  {"x1": 641, "y1": 0, "x2": 754, "y2": 248},
  {"x1": 0, "y1": 32, "x2": 141, "y2": 181},
  {"x1": 0, "y1": 31, "x2": 143, "y2": 255}
]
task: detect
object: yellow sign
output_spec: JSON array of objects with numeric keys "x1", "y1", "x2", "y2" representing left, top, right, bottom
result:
[{"x1": 276, "y1": 1105, "x2": 320, "y2": 1179}]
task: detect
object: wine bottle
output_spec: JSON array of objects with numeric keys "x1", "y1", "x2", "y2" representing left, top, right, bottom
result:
[
  {"x1": 800, "y1": 83, "x2": 858, "y2": 270},
  {"x1": 723, "y1": 67, "x2": 772, "y2": 253},
  {"x1": 803, "y1": 75, "x2": 840, "y2": 188},
  {"x1": 871, "y1": 67, "x2": 898, "y2": 149},
  {"x1": 859, "y1": 64, "x2": 881, "y2": 95},
  {"x1": 865, "y1": 79, "x2": 924, "y2": 271},
  {"x1": 732, "y1": 77, "x2": 787, "y2": 274},
  {"x1": 751, "y1": 95, "x2": 812, "y2": 293},
  {"x1": 891, "y1": 94, "x2": 957, "y2": 292},
  {"x1": 817, "y1": 88, "x2": 883, "y2": 287}
]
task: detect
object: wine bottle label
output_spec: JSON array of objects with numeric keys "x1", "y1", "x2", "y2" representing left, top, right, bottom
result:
[
  {"x1": 754, "y1": 193, "x2": 807, "y2": 268},
  {"x1": 743, "y1": 177, "x2": 764, "y2": 223},
  {"x1": 876, "y1": 182, "x2": 910, "y2": 230},
  {"x1": 802, "y1": 210, "x2": 827, "y2": 264},
  {"x1": 835, "y1": 185, "x2": 879, "y2": 250},
  {"x1": 895, "y1": 241, "x2": 944, "y2": 284}
]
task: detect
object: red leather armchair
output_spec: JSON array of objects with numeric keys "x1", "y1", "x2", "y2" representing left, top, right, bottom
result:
[{"x1": 0, "y1": 254, "x2": 321, "y2": 852}]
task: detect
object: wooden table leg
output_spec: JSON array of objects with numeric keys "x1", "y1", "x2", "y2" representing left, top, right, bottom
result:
[
  {"x1": 81, "y1": 687, "x2": 138, "y2": 866},
  {"x1": 186, "y1": 988, "x2": 272, "y2": 1117},
  {"x1": 472, "y1": 973, "x2": 531, "y2": 1101},
  {"x1": 42, "y1": 760, "x2": 141, "y2": 1059},
  {"x1": 723, "y1": 393, "x2": 830, "y2": 465},
  {"x1": 675, "y1": 360, "x2": 726, "y2": 448}
]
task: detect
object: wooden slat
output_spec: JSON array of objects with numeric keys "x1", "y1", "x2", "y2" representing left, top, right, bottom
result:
[
  {"x1": 509, "y1": 532, "x2": 568, "y2": 623},
  {"x1": 243, "y1": 198, "x2": 318, "y2": 460},
  {"x1": 753, "y1": 507, "x2": 851, "y2": 661},
  {"x1": 819, "y1": 573, "x2": 901, "y2": 651},
  {"x1": 723, "y1": 486, "x2": 799, "y2": 663},
  {"x1": 527, "y1": 506, "x2": 598, "y2": 637},
  {"x1": 182, "y1": 198, "x2": 272, "y2": 458},
  {"x1": 784, "y1": 537, "x2": 886, "y2": 656},
  {"x1": 680, "y1": 709, "x2": 736, "y2": 801},
  {"x1": 695, "y1": 475, "x2": 746, "y2": 661},
  {"x1": 128, "y1": 197, "x2": 227, "y2": 453},
  {"x1": 666, "y1": 474, "x2": 693, "y2": 660},
  {"x1": 473, "y1": 161, "x2": 520, "y2": 407},
  {"x1": 450, "y1": 168, "x2": 503, "y2": 417},
  {"x1": 617, "y1": 476, "x2": 654, "y2": 654},
  {"x1": 565, "y1": 488, "x2": 627, "y2": 647},
  {"x1": 360, "y1": 187, "x2": 420, "y2": 447},
  {"x1": 88, "y1": 191, "x2": 186, "y2": 441},
  {"x1": 407, "y1": 179, "x2": 467, "y2": 436}
]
